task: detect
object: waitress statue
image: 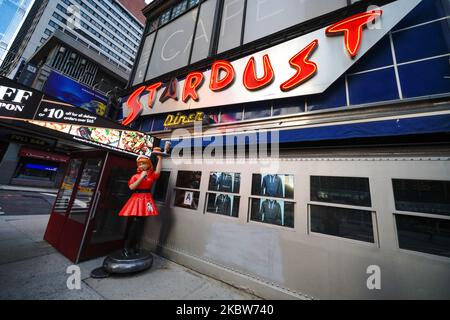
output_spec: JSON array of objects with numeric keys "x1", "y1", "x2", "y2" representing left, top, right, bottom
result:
[
  {"x1": 91, "y1": 147, "x2": 165, "y2": 278},
  {"x1": 119, "y1": 151, "x2": 162, "y2": 257}
]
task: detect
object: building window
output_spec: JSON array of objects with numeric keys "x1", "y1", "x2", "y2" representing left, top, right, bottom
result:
[
  {"x1": 188, "y1": 0, "x2": 200, "y2": 8},
  {"x1": 206, "y1": 193, "x2": 240, "y2": 218},
  {"x1": 174, "y1": 170, "x2": 202, "y2": 210},
  {"x1": 176, "y1": 170, "x2": 201, "y2": 189},
  {"x1": 310, "y1": 205, "x2": 375, "y2": 243},
  {"x1": 395, "y1": 214, "x2": 450, "y2": 258},
  {"x1": 172, "y1": 0, "x2": 188, "y2": 19},
  {"x1": 159, "y1": 9, "x2": 172, "y2": 26},
  {"x1": 252, "y1": 174, "x2": 294, "y2": 199},
  {"x1": 220, "y1": 106, "x2": 243, "y2": 123},
  {"x1": 151, "y1": 171, "x2": 171, "y2": 202},
  {"x1": 392, "y1": 179, "x2": 450, "y2": 216},
  {"x1": 250, "y1": 198, "x2": 295, "y2": 228},
  {"x1": 250, "y1": 173, "x2": 295, "y2": 228},
  {"x1": 14, "y1": 159, "x2": 60, "y2": 182},
  {"x1": 208, "y1": 172, "x2": 240, "y2": 194},
  {"x1": 393, "y1": 179, "x2": 450, "y2": 258},
  {"x1": 205, "y1": 172, "x2": 241, "y2": 218},
  {"x1": 311, "y1": 176, "x2": 372, "y2": 207},
  {"x1": 309, "y1": 176, "x2": 376, "y2": 243}
]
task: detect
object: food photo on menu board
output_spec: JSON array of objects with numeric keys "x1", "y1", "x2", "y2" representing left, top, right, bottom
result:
[
  {"x1": 28, "y1": 120, "x2": 72, "y2": 133},
  {"x1": 70, "y1": 126, "x2": 121, "y2": 147},
  {"x1": 118, "y1": 131, "x2": 154, "y2": 156}
]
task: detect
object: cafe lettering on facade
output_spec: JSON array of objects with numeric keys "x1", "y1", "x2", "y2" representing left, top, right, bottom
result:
[{"x1": 123, "y1": 0, "x2": 450, "y2": 300}]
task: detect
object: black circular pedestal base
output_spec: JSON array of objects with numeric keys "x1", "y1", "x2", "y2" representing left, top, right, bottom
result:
[
  {"x1": 104, "y1": 250, "x2": 153, "y2": 274},
  {"x1": 90, "y1": 250, "x2": 153, "y2": 278},
  {"x1": 91, "y1": 266, "x2": 111, "y2": 279}
]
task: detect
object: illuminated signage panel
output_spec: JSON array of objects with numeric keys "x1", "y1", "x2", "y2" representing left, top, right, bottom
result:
[{"x1": 123, "y1": 0, "x2": 422, "y2": 124}]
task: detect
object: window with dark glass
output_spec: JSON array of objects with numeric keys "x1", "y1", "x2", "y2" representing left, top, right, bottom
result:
[
  {"x1": 395, "y1": 214, "x2": 450, "y2": 258},
  {"x1": 272, "y1": 95, "x2": 305, "y2": 115},
  {"x1": 392, "y1": 179, "x2": 450, "y2": 216},
  {"x1": 172, "y1": 0, "x2": 187, "y2": 19},
  {"x1": 188, "y1": 0, "x2": 200, "y2": 8},
  {"x1": 159, "y1": 9, "x2": 172, "y2": 25},
  {"x1": 174, "y1": 189, "x2": 200, "y2": 210},
  {"x1": 310, "y1": 204, "x2": 374, "y2": 243},
  {"x1": 152, "y1": 171, "x2": 171, "y2": 202},
  {"x1": 220, "y1": 106, "x2": 243, "y2": 123},
  {"x1": 54, "y1": 160, "x2": 82, "y2": 214},
  {"x1": 14, "y1": 159, "x2": 60, "y2": 182},
  {"x1": 311, "y1": 176, "x2": 372, "y2": 207},
  {"x1": 148, "y1": 18, "x2": 159, "y2": 33},
  {"x1": 174, "y1": 170, "x2": 202, "y2": 210},
  {"x1": 244, "y1": 103, "x2": 271, "y2": 120},
  {"x1": 176, "y1": 171, "x2": 201, "y2": 189}
]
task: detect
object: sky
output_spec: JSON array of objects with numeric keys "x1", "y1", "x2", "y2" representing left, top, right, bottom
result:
[
  {"x1": 0, "y1": 0, "x2": 21, "y2": 38},
  {"x1": 0, "y1": 0, "x2": 34, "y2": 62}
]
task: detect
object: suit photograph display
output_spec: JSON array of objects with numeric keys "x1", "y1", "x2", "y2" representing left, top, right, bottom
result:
[
  {"x1": 208, "y1": 172, "x2": 240, "y2": 193},
  {"x1": 251, "y1": 174, "x2": 294, "y2": 199},
  {"x1": 260, "y1": 199, "x2": 282, "y2": 225},
  {"x1": 262, "y1": 174, "x2": 284, "y2": 198},
  {"x1": 250, "y1": 198, "x2": 295, "y2": 228}
]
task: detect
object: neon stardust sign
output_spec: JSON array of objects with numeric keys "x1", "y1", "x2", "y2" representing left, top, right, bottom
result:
[{"x1": 123, "y1": 10, "x2": 383, "y2": 126}]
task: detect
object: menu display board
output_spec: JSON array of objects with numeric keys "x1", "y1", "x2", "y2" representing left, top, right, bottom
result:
[
  {"x1": 0, "y1": 77, "x2": 159, "y2": 156},
  {"x1": 29, "y1": 120, "x2": 157, "y2": 157}
]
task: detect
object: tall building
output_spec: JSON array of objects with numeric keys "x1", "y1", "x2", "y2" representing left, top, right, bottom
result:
[
  {"x1": 0, "y1": 0, "x2": 34, "y2": 65},
  {"x1": 120, "y1": 0, "x2": 450, "y2": 299},
  {"x1": 0, "y1": 0, "x2": 148, "y2": 189},
  {"x1": 0, "y1": 0, "x2": 147, "y2": 81}
]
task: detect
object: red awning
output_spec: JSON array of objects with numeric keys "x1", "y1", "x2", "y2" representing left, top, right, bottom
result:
[{"x1": 19, "y1": 147, "x2": 70, "y2": 163}]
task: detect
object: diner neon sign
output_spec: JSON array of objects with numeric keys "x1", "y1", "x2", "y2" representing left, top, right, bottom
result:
[{"x1": 123, "y1": 10, "x2": 383, "y2": 126}]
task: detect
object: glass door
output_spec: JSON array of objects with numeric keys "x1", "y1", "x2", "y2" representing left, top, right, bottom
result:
[
  {"x1": 44, "y1": 151, "x2": 105, "y2": 262},
  {"x1": 44, "y1": 158, "x2": 84, "y2": 247},
  {"x1": 77, "y1": 153, "x2": 136, "y2": 261}
]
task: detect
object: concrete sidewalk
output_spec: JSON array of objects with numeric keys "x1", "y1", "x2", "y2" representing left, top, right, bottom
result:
[{"x1": 0, "y1": 214, "x2": 261, "y2": 300}]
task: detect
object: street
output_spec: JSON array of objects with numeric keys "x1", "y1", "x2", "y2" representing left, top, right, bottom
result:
[
  {"x1": 0, "y1": 190, "x2": 56, "y2": 215},
  {"x1": 0, "y1": 213, "x2": 261, "y2": 300}
]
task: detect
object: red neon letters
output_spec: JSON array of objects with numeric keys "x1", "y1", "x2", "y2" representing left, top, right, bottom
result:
[
  {"x1": 122, "y1": 82, "x2": 161, "y2": 126},
  {"x1": 209, "y1": 60, "x2": 235, "y2": 91},
  {"x1": 182, "y1": 72, "x2": 204, "y2": 102},
  {"x1": 243, "y1": 54, "x2": 275, "y2": 91},
  {"x1": 326, "y1": 10, "x2": 383, "y2": 58},
  {"x1": 122, "y1": 86, "x2": 146, "y2": 126},
  {"x1": 123, "y1": 11, "x2": 383, "y2": 126},
  {"x1": 280, "y1": 39, "x2": 319, "y2": 92},
  {"x1": 146, "y1": 82, "x2": 162, "y2": 107}
]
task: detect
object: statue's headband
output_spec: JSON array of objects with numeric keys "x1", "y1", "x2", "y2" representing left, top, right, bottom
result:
[{"x1": 136, "y1": 155, "x2": 151, "y2": 162}]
